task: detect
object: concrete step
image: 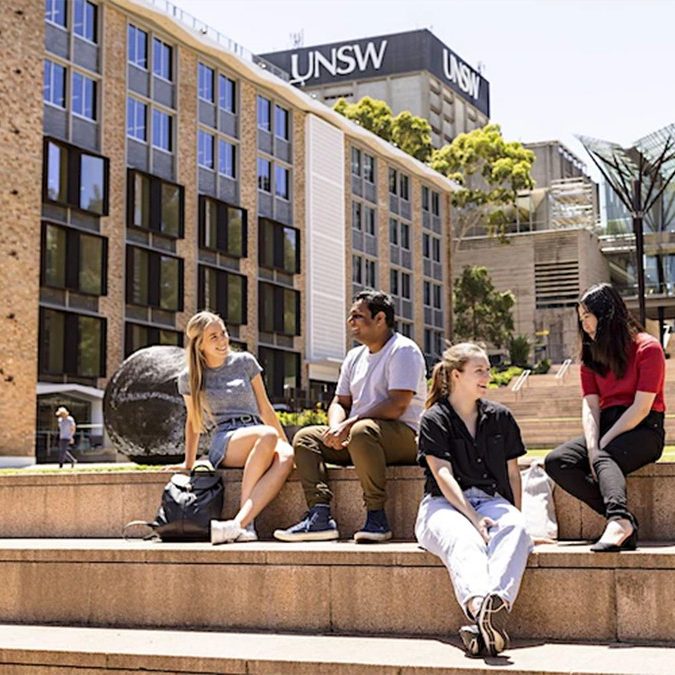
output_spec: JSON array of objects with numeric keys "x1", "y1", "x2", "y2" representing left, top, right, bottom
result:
[
  {"x1": 0, "y1": 624, "x2": 673, "y2": 674},
  {"x1": 1, "y1": 463, "x2": 674, "y2": 541},
  {"x1": 0, "y1": 540, "x2": 674, "y2": 643}
]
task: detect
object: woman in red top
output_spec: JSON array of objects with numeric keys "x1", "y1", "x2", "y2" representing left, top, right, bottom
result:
[{"x1": 545, "y1": 283, "x2": 665, "y2": 551}]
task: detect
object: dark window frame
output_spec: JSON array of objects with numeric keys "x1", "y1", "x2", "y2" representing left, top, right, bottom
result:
[
  {"x1": 198, "y1": 194, "x2": 248, "y2": 257},
  {"x1": 258, "y1": 217, "x2": 301, "y2": 274},
  {"x1": 124, "y1": 322, "x2": 183, "y2": 357},
  {"x1": 198, "y1": 265, "x2": 248, "y2": 326},
  {"x1": 125, "y1": 244, "x2": 184, "y2": 312},
  {"x1": 127, "y1": 168, "x2": 185, "y2": 239},
  {"x1": 258, "y1": 281, "x2": 301, "y2": 336},
  {"x1": 40, "y1": 221, "x2": 108, "y2": 296},
  {"x1": 42, "y1": 137, "x2": 110, "y2": 216},
  {"x1": 38, "y1": 307, "x2": 107, "y2": 378}
]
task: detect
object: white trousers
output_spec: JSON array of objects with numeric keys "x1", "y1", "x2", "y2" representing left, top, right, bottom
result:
[{"x1": 415, "y1": 488, "x2": 533, "y2": 617}]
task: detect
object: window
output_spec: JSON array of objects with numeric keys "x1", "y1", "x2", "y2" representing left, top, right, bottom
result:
[
  {"x1": 365, "y1": 259, "x2": 376, "y2": 288},
  {"x1": 39, "y1": 308, "x2": 106, "y2": 378},
  {"x1": 364, "y1": 207, "x2": 376, "y2": 236},
  {"x1": 198, "y1": 130, "x2": 214, "y2": 168},
  {"x1": 400, "y1": 174, "x2": 410, "y2": 201},
  {"x1": 198, "y1": 63, "x2": 214, "y2": 102},
  {"x1": 152, "y1": 109, "x2": 172, "y2": 152},
  {"x1": 400, "y1": 322, "x2": 413, "y2": 339},
  {"x1": 424, "y1": 328, "x2": 432, "y2": 355},
  {"x1": 432, "y1": 237, "x2": 441, "y2": 262},
  {"x1": 400, "y1": 222, "x2": 410, "y2": 250},
  {"x1": 352, "y1": 255, "x2": 363, "y2": 284},
  {"x1": 199, "y1": 266, "x2": 247, "y2": 326},
  {"x1": 43, "y1": 138, "x2": 109, "y2": 215},
  {"x1": 432, "y1": 189, "x2": 443, "y2": 215},
  {"x1": 352, "y1": 202, "x2": 362, "y2": 231},
  {"x1": 422, "y1": 186, "x2": 430, "y2": 211},
  {"x1": 44, "y1": 60, "x2": 66, "y2": 108},
  {"x1": 423, "y1": 280, "x2": 431, "y2": 306},
  {"x1": 389, "y1": 168, "x2": 397, "y2": 195},
  {"x1": 72, "y1": 72, "x2": 96, "y2": 120},
  {"x1": 423, "y1": 233, "x2": 430, "y2": 258},
  {"x1": 199, "y1": 195, "x2": 246, "y2": 257},
  {"x1": 389, "y1": 218, "x2": 398, "y2": 245},
  {"x1": 219, "y1": 75, "x2": 236, "y2": 113},
  {"x1": 258, "y1": 347, "x2": 300, "y2": 401},
  {"x1": 127, "y1": 169, "x2": 184, "y2": 238},
  {"x1": 390, "y1": 269, "x2": 399, "y2": 296},
  {"x1": 259, "y1": 282, "x2": 300, "y2": 335},
  {"x1": 127, "y1": 97, "x2": 147, "y2": 141},
  {"x1": 257, "y1": 157, "x2": 271, "y2": 192},
  {"x1": 74, "y1": 0, "x2": 97, "y2": 42},
  {"x1": 433, "y1": 284, "x2": 442, "y2": 309},
  {"x1": 126, "y1": 246, "x2": 183, "y2": 311},
  {"x1": 218, "y1": 139, "x2": 236, "y2": 178},
  {"x1": 42, "y1": 222, "x2": 107, "y2": 296},
  {"x1": 274, "y1": 105, "x2": 289, "y2": 140},
  {"x1": 363, "y1": 154, "x2": 374, "y2": 183},
  {"x1": 275, "y1": 165, "x2": 289, "y2": 200},
  {"x1": 153, "y1": 38, "x2": 172, "y2": 81},
  {"x1": 45, "y1": 0, "x2": 67, "y2": 27},
  {"x1": 259, "y1": 218, "x2": 300, "y2": 274},
  {"x1": 401, "y1": 272, "x2": 411, "y2": 299},
  {"x1": 257, "y1": 96, "x2": 271, "y2": 131},
  {"x1": 351, "y1": 147, "x2": 361, "y2": 177},
  {"x1": 125, "y1": 323, "x2": 182, "y2": 356},
  {"x1": 128, "y1": 25, "x2": 148, "y2": 69}
]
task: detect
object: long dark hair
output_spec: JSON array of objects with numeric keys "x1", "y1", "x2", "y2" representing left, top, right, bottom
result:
[{"x1": 578, "y1": 283, "x2": 641, "y2": 378}]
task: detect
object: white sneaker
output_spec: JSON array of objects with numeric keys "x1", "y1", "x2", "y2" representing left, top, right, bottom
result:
[
  {"x1": 235, "y1": 525, "x2": 258, "y2": 542},
  {"x1": 210, "y1": 519, "x2": 245, "y2": 545}
]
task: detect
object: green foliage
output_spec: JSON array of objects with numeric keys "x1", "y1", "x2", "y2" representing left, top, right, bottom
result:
[
  {"x1": 533, "y1": 358, "x2": 551, "y2": 374},
  {"x1": 276, "y1": 408, "x2": 329, "y2": 428},
  {"x1": 488, "y1": 366, "x2": 523, "y2": 388},
  {"x1": 334, "y1": 97, "x2": 432, "y2": 162},
  {"x1": 391, "y1": 111, "x2": 433, "y2": 162},
  {"x1": 429, "y1": 124, "x2": 535, "y2": 252},
  {"x1": 454, "y1": 265, "x2": 515, "y2": 348},
  {"x1": 509, "y1": 335, "x2": 531, "y2": 367}
]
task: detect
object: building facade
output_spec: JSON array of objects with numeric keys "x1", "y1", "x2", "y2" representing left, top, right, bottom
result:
[
  {"x1": 260, "y1": 30, "x2": 490, "y2": 148},
  {"x1": 0, "y1": 0, "x2": 456, "y2": 463}
]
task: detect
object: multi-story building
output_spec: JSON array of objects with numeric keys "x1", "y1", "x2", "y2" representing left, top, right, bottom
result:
[
  {"x1": 0, "y1": 0, "x2": 456, "y2": 464},
  {"x1": 454, "y1": 141, "x2": 608, "y2": 362},
  {"x1": 260, "y1": 29, "x2": 490, "y2": 148}
]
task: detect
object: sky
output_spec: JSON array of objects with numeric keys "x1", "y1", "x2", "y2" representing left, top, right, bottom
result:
[{"x1": 169, "y1": 0, "x2": 675, "y2": 177}]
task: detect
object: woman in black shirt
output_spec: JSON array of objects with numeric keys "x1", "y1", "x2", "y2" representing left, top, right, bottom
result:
[{"x1": 415, "y1": 343, "x2": 532, "y2": 657}]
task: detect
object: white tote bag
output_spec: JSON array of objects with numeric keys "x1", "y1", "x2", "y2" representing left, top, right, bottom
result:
[{"x1": 520, "y1": 458, "x2": 558, "y2": 543}]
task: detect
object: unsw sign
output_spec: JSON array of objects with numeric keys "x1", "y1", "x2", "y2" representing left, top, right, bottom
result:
[{"x1": 259, "y1": 30, "x2": 490, "y2": 117}]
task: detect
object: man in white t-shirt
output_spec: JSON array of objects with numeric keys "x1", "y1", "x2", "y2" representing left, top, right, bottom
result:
[{"x1": 275, "y1": 291, "x2": 426, "y2": 543}]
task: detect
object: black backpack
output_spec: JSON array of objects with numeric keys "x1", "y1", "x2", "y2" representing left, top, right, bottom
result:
[{"x1": 124, "y1": 465, "x2": 224, "y2": 542}]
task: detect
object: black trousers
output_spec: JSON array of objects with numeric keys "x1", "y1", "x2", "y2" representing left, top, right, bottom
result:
[{"x1": 544, "y1": 406, "x2": 664, "y2": 523}]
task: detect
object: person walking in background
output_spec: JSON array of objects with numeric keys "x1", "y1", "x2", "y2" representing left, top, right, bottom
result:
[
  {"x1": 415, "y1": 343, "x2": 532, "y2": 657},
  {"x1": 545, "y1": 283, "x2": 665, "y2": 552},
  {"x1": 178, "y1": 311, "x2": 294, "y2": 545},
  {"x1": 55, "y1": 407, "x2": 78, "y2": 469},
  {"x1": 274, "y1": 290, "x2": 427, "y2": 543}
]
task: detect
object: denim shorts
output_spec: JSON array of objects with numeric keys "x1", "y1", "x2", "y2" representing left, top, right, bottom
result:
[{"x1": 208, "y1": 415, "x2": 263, "y2": 468}]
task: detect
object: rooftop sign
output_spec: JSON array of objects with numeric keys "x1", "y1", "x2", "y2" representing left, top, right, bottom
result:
[{"x1": 260, "y1": 30, "x2": 490, "y2": 117}]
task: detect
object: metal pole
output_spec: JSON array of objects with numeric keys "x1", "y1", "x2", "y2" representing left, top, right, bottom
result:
[{"x1": 633, "y1": 179, "x2": 647, "y2": 327}]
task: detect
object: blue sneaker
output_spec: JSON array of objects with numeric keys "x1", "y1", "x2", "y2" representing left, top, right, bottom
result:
[
  {"x1": 273, "y1": 504, "x2": 339, "y2": 542},
  {"x1": 354, "y1": 509, "x2": 392, "y2": 543}
]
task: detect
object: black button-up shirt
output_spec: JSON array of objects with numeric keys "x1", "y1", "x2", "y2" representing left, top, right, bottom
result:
[{"x1": 417, "y1": 398, "x2": 526, "y2": 505}]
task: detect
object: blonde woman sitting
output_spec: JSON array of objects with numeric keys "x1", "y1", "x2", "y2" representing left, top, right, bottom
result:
[
  {"x1": 415, "y1": 343, "x2": 533, "y2": 657},
  {"x1": 177, "y1": 311, "x2": 294, "y2": 544}
]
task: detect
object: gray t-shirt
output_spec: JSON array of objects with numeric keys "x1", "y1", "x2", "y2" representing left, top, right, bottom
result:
[
  {"x1": 177, "y1": 351, "x2": 263, "y2": 426},
  {"x1": 336, "y1": 332, "x2": 427, "y2": 433},
  {"x1": 58, "y1": 416, "x2": 75, "y2": 440}
]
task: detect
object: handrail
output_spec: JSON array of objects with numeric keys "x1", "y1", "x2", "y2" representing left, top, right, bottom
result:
[
  {"x1": 511, "y1": 369, "x2": 531, "y2": 396},
  {"x1": 663, "y1": 325, "x2": 673, "y2": 351},
  {"x1": 555, "y1": 358, "x2": 573, "y2": 383}
]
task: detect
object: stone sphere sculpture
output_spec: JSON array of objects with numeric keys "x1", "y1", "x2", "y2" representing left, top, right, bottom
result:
[{"x1": 104, "y1": 345, "x2": 207, "y2": 464}]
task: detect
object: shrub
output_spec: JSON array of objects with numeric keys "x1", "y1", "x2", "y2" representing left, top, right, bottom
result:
[
  {"x1": 533, "y1": 358, "x2": 551, "y2": 375},
  {"x1": 489, "y1": 366, "x2": 523, "y2": 388},
  {"x1": 276, "y1": 407, "x2": 328, "y2": 427},
  {"x1": 509, "y1": 335, "x2": 530, "y2": 367}
]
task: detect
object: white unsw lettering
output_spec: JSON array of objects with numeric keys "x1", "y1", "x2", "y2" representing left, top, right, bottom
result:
[
  {"x1": 442, "y1": 50, "x2": 481, "y2": 100},
  {"x1": 289, "y1": 40, "x2": 388, "y2": 85}
]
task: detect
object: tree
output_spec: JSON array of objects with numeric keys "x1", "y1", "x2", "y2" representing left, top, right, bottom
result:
[
  {"x1": 333, "y1": 97, "x2": 432, "y2": 161},
  {"x1": 430, "y1": 124, "x2": 535, "y2": 254},
  {"x1": 391, "y1": 111, "x2": 433, "y2": 163},
  {"x1": 454, "y1": 265, "x2": 515, "y2": 348},
  {"x1": 333, "y1": 96, "x2": 393, "y2": 141}
]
